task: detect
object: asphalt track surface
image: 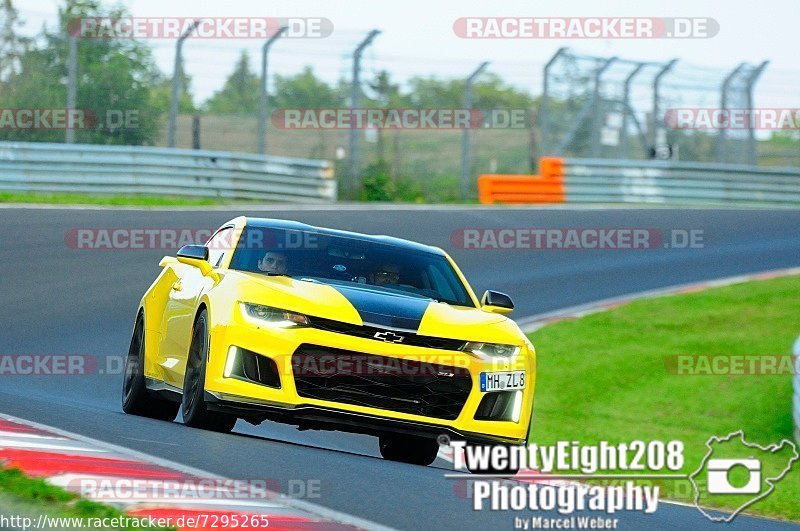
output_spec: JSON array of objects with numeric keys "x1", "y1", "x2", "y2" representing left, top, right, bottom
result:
[{"x1": 1, "y1": 206, "x2": 799, "y2": 530}]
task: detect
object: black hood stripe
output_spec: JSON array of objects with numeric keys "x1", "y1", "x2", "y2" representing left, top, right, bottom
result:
[{"x1": 331, "y1": 284, "x2": 431, "y2": 332}]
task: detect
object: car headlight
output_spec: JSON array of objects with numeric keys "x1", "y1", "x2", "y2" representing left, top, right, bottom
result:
[
  {"x1": 463, "y1": 342, "x2": 520, "y2": 360},
  {"x1": 240, "y1": 303, "x2": 309, "y2": 328}
]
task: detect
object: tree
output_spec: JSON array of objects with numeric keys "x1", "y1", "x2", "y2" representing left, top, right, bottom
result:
[
  {"x1": 407, "y1": 73, "x2": 533, "y2": 110},
  {"x1": 0, "y1": 0, "x2": 167, "y2": 145},
  {"x1": 151, "y1": 60, "x2": 195, "y2": 116},
  {"x1": 203, "y1": 51, "x2": 259, "y2": 114},
  {"x1": 0, "y1": 0, "x2": 29, "y2": 80},
  {"x1": 272, "y1": 66, "x2": 343, "y2": 109}
]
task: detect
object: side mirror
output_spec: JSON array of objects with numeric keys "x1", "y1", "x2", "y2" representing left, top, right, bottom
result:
[
  {"x1": 176, "y1": 245, "x2": 216, "y2": 279},
  {"x1": 481, "y1": 290, "x2": 514, "y2": 315},
  {"x1": 177, "y1": 245, "x2": 208, "y2": 261}
]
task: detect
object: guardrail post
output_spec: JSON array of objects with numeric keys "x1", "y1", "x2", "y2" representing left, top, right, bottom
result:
[
  {"x1": 258, "y1": 26, "x2": 288, "y2": 155},
  {"x1": 460, "y1": 61, "x2": 489, "y2": 200}
]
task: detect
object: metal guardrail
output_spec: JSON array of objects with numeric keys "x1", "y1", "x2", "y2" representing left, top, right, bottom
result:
[
  {"x1": 562, "y1": 158, "x2": 800, "y2": 206},
  {"x1": 794, "y1": 336, "x2": 800, "y2": 445},
  {"x1": 0, "y1": 142, "x2": 336, "y2": 202}
]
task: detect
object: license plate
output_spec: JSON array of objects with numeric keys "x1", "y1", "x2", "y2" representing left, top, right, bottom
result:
[{"x1": 480, "y1": 371, "x2": 526, "y2": 392}]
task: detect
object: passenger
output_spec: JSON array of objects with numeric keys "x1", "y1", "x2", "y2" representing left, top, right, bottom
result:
[{"x1": 372, "y1": 263, "x2": 400, "y2": 286}]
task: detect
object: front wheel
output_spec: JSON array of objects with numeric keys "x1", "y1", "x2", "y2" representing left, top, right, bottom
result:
[
  {"x1": 181, "y1": 309, "x2": 237, "y2": 433},
  {"x1": 121, "y1": 314, "x2": 180, "y2": 421},
  {"x1": 379, "y1": 434, "x2": 440, "y2": 466}
]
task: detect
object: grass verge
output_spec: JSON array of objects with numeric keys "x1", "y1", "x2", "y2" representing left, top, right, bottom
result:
[
  {"x1": 527, "y1": 274, "x2": 800, "y2": 521},
  {"x1": 0, "y1": 192, "x2": 220, "y2": 206},
  {"x1": 0, "y1": 468, "x2": 173, "y2": 530}
]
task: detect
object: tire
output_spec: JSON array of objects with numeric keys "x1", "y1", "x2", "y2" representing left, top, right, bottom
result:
[
  {"x1": 379, "y1": 434, "x2": 440, "y2": 466},
  {"x1": 122, "y1": 314, "x2": 180, "y2": 421},
  {"x1": 181, "y1": 309, "x2": 237, "y2": 433}
]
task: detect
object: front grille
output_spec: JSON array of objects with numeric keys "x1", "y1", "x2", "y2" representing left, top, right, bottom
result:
[
  {"x1": 292, "y1": 344, "x2": 472, "y2": 420},
  {"x1": 308, "y1": 316, "x2": 466, "y2": 351}
]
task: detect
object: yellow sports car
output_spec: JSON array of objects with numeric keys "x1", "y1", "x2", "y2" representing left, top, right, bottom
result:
[{"x1": 122, "y1": 216, "x2": 535, "y2": 466}]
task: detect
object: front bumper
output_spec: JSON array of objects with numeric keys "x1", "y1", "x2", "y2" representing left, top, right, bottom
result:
[{"x1": 204, "y1": 318, "x2": 535, "y2": 444}]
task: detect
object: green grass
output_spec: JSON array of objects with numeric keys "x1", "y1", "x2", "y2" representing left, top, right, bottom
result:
[
  {"x1": 0, "y1": 192, "x2": 221, "y2": 206},
  {"x1": 0, "y1": 468, "x2": 173, "y2": 529},
  {"x1": 527, "y1": 274, "x2": 800, "y2": 521}
]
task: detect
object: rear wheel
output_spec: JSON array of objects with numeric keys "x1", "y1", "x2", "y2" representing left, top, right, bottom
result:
[
  {"x1": 122, "y1": 314, "x2": 180, "y2": 421},
  {"x1": 181, "y1": 309, "x2": 237, "y2": 433},
  {"x1": 379, "y1": 434, "x2": 440, "y2": 466}
]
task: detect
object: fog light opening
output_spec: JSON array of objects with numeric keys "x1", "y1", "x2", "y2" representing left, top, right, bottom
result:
[
  {"x1": 512, "y1": 390, "x2": 523, "y2": 423},
  {"x1": 224, "y1": 346, "x2": 238, "y2": 378}
]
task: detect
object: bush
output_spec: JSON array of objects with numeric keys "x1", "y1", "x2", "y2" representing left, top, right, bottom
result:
[{"x1": 359, "y1": 160, "x2": 423, "y2": 202}]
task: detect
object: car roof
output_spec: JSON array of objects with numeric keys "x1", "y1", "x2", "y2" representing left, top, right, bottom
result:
[{"x1": 242, "y1": 217, "x2": 445, "y2": 256}]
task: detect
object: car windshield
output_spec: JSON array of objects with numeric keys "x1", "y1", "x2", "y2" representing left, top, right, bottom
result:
[{"x1": 228, "y1": 227, "x2": 475, "y2": 307}]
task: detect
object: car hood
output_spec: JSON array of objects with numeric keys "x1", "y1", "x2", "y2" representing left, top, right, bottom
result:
[{"x1": 228, "y1": 271, "x2": 520, "y2": 343}]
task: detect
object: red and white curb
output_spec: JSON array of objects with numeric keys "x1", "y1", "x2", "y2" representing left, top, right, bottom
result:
[{"x1": 0, "y1": 414, "x2": 391, "y2": 531}]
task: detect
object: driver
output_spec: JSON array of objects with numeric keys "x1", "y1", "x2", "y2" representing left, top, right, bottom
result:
[
  {"x1": 257, "y1": 251, "x2": 288, "y2": 275},
  {"x1": 372, "y1": 263, "x2": 400, "y2": 286}
]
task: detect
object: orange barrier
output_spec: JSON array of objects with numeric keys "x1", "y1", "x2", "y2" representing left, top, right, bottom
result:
[{"x1": 478, "y1": 157, "x2": 565, "y2": 204}]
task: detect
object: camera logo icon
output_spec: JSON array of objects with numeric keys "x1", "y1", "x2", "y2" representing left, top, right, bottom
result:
[
  {"x1": 689, "y1": 431, "x2": 798, "y2": 522},
  {"x1": 706, "y1": 458, "x2": 761, "y2": 494}
]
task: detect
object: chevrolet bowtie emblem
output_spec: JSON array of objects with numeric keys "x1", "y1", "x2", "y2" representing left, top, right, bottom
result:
[{"x1": 373, "y1": 331, "x2": 405, "y2": 343}]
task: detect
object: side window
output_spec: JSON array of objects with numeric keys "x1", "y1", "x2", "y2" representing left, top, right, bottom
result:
[{"x1": 206, "y1": 227, "x2": 236, "y2": 268}]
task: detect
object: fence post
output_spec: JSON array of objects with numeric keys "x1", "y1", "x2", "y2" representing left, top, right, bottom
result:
[
  {"x1": 346, "y1": 29, "x2": 380, "y2": 198},
  {"x1": 590, "y1": 57, "x2": 617, "y2": 158},
  {"x1": 619, "y1": 63, "x2": 645, "y2": 159},
  {"x1": 168, "y1": 20, "x2": 200, "y2": 148},
  {"x1": 258, "y1": 26, "x2": 288, "y2": 155},
  {"x1": 65, "y1": 35, "x2": 78, "y2": 144},
  {"x1": 650, "y1": 59, "x2": 678, "y2": 153},
  {"x1": 745, "y1": 61, "x2": 769, "y2": 166},
  {"x1": 539, "y1": 47, "x2": 568, "y2": 156},
  {"x1": 191, "y1": 114, "x2": 201, "y2": 150},
  {"x1": 714, "y1": 63, "x2": 746, "y2": 163},
  {"x1": 460, "y1": 61, "x2": 489, "y2": 200}
]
